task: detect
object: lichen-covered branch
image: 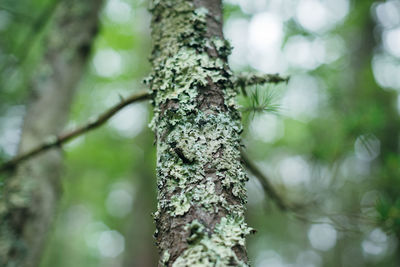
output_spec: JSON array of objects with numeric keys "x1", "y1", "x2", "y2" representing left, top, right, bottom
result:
[
  {"x1": 0, "y1": 1, "x2": 103, "y2": 266},
  {"x1": 233, "y1": 73, "x2": 289, "y2": 89},
  {"x1": 146, "y1": 0, "x2": 252, "y2": 265},
  {"x1": 0, "y1": 90, "x2": 149, "y2": 172}
]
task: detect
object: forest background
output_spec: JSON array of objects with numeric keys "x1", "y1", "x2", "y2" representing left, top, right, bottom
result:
[{"x1": 0, "y1": 0, "x2": 400, "y2": 266}]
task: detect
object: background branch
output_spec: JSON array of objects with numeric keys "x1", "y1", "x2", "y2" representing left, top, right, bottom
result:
[
  {"x1": 0, "y1": 90, "x2": 150, "y2": 172},
  {"x1": 241, "y1": 150, "x2": 290, "y2": 211}
]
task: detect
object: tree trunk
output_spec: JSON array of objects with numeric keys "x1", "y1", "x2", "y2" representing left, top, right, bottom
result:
[
  {"x1": 147, "y1": 0, "x2": 252, "y2": 265},
  {"x1": 0, "y1": 1, "x2": 103, "y2": 266}
]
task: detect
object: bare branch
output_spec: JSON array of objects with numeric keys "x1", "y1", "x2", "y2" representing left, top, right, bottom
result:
[
  {"x1": 0, "y1": 90, "x2": 150, "y2": 172},
  {"x1": 241, "y1": 150, "x2": 290, "y2": 211}
]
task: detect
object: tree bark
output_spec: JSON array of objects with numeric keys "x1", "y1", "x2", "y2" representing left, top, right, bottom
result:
[
  {"x1": 0, "y1": 1, "x2": 103, "y2": 266},
  {"x1": 147, "y1": 0, "x2": 252, "y2": 265}
]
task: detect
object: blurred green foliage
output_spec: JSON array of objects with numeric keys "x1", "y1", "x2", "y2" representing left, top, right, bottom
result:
[{"x1": 1, "y1": 0, "x2": 400, "y2": 266}]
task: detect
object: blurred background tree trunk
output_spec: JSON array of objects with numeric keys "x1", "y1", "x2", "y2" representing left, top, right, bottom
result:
[
  {"x1": 350, "y1": 1, "x2": 400, "y2": 264},
  {"x1": 0, "y1": 1, "x2": 103, "y2": 266},
  {"x1": 147, "y1": 0, "x2": 251, "y2": 265},
  {"x1": 123, "y1": 130, "x2": 158, "y2": 267}
]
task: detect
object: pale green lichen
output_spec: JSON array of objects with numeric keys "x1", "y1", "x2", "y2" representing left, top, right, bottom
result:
[
  {"x1": 148, "y1": 0, "x2": 251, "y2": 265},
  {"x1": 170, "y1": 193, "x2": 191, "y2": 215},
  {"x1": 156, "y1": 112, "x2": 248, "y2": 217},
  {"x1": 161, "y1": 250, "x2": 171, "y2": 265},
  {"x1": 186, "y1": 220, "x2": 206, "y2": 244},
  {"x1": 173, "y1": 217, "x2": 252, "y2": 267},
  {"x1": 210, "y1": 37, "x2": 233, "y2": 59},
  {"x1": 213, "y1": 216, "x2": 253, "y2": 247},
  {"x1": 147, "y1": 47, "x2": 228, "y2": 131}
]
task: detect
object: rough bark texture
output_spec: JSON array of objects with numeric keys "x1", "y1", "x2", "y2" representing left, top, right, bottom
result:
[
  {"x1": 0, "y1": 1, "x2": 103, "y2": 266},
  {"x1": 146, "y1": 0, "x2": 251, "y2": 266}
]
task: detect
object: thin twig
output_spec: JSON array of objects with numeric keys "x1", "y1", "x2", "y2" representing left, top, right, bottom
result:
[
  {"x1": 241, "y1": 150, "x2": 290, "y2": 211},
  {"x1": 0, "y1": 90, "x2": 150, "y2": 172}
]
